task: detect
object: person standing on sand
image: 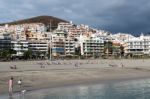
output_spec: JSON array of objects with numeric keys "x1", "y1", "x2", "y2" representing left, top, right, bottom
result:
[
  {"x1": 74, "y1": 63, "x2": 78, "y2": 67},
  {"x1": 18, "y1": 79, "x2": 22, "y2": 88},
  {"x1": 121, "y1": 62, "x2": 124, "y2": 68},
  {"x1": 9, "y1": 77, "x2": 14, "y2": 96}
]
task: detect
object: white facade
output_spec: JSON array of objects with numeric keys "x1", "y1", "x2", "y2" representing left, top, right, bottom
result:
[
  {"x1": 65, "y1": 38, "x2": 75, "y2": 56},
  {"x1": 79, "y1": 34, "x2": 104, "y2": 57},
  {"x1": 95, "y1": 30, "x2": 111, "y2": 41},
  {"x1": 28, "y1": 40, "x2": 48, "y2": 52},
  {"x1": 110, "y1": 33, "x2": 135, "y2": 45},
  {"x1": 125, "y1": 34, "x2": 150, "y2": 55},
  {"x1": 11, "y1": 40, "x2": 28, "y2": 56},
  {"x1": 57, "y1": 22, "x2": 73, "y2": 31},
  {"x1": 0, "y1": 32, "x2": 11, "y2": 39},
  {"x1": 51, "y1": 30, "x2": 66, "y2": 56}
]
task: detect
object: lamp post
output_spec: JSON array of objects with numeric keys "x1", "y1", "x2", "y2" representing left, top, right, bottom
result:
[
  {"x1": 106, "y1": 40, "x2": 109, "y2": 58},
  {"x1": 49, "y1": 35, "x2": 52, "y2": 61},
  {"x1": 49, "y1": 20, "x2": 52, "y2": 61}
]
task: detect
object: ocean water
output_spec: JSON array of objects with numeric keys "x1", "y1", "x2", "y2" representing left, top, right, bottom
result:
[{"x1": 1, "y1": 78, "x2": 150, "y2": 99}]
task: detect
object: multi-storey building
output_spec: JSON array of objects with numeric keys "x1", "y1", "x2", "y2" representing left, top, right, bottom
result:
[
  {"x1": 0, "y1": 39, "x2": 11, "y2": 50},
  {"x1": 57, "y1": 22, "x2": 73, "y2": 31},
  {"x1": 28, "y1": 40, "x2": 48, "y2": 53},
  {"x1": 57, "y1": 22, "x2": 94, "y2": 39},
  {"x1": 51, "y1": 30, "x2": 67, "y2": 56},
  {"x1": 5, "y1": 21, "x2": 150, "y2": 58},
  {"x1": 124, "y1": 34, "x2": 150, "y2": 55},
  {"x1": 68, "y1": 27, "x2": 92, "y2": 39},
  {"x1": 0, "y1": 33, "x2": 11, "y2": 50},
  {"x1": 110, "y1": 33, "x2": 135, "y2": 45},
  {"x1": 51, "y1": 39, "x2": 65, "y2": 57},
  {"x1": 79, "y1": 34, "x2": 104, "y2": 57},
  {"x1": 0, "y1": 32, "x2": 28, "y2": 56},
  {"x1": 65, "y1": 38, "x2": 75, "y2": 56},
  {"x1": 0, "y1": 23, "x2": 46, "y2": 40},
  {"x1": 11, "y1": 40, "x2": 28, "y2": 56}
]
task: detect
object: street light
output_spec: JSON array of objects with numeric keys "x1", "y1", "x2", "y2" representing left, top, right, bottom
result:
[
  {"x1": 106, "y1": 40, "x2": 109, "y2": 58},
  {"x1": 49, "y1": 34, "x2": 52, "y2": 61},
  {"x1": 49, "y1": 20, "x2": 52, "y2": 61}
]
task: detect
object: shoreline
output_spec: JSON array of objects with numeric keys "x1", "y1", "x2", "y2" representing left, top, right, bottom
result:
[
  {"x1": 1, "y1": 67, "x2": 150, "y2": 95},
  {"x1": 1, "y1": 75, "x2": 150, "y2": 97},
  {"x1": 9, "y1": 75, "x2": 150, "y2": 97},
  {"x1": 0, "y1": 59, "x2": 150, "y2": 95}
]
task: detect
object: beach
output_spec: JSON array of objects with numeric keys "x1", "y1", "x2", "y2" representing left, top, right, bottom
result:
[{"x1": 0, "y1": 59, "x2": 150, "y2": 95}]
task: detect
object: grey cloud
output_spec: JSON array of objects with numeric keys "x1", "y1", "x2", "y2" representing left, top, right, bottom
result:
[{"x1": 0, "y1": 0, "x2": 150, "y2": 35}]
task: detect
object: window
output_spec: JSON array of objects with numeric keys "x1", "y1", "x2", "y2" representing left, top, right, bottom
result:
[{"x1": 130, "y1": 42, "x2": 133, "y2": 45}]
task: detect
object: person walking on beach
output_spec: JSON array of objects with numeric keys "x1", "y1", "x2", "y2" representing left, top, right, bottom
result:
[{"x1": 8, "y1": 77, "x2": 14, "y2": 96}]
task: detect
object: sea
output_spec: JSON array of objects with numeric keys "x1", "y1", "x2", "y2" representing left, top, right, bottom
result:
[{"x1": 1, "y1": 78, "x2": 150, "y2": 99}]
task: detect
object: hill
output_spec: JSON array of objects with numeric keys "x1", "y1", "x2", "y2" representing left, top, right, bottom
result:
[{"x1": 0, "y1": 15, "x2": 68, "y2": 28}]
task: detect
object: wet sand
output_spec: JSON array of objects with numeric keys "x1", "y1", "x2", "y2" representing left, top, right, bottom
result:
[{"x1": 0, "y1": 59, "x2": 150, "y2": 95}]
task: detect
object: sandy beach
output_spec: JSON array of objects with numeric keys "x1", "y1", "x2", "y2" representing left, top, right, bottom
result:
[{"x1": 0, "y1": 59, "x2": 150, "y2": 95}]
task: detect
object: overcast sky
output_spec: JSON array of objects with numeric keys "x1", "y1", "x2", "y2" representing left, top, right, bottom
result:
[{"x1": 0, "y1": 0, "x2": 150, "y2": 34}]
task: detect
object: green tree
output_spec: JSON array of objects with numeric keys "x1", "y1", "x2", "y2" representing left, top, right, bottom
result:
[
  {"x1": 75, "y1": 46, "x2": 81, "y2": 59},
  {"x1": 103, "y1": 41, "x2": 113, "y2": 57},
  {"x1": 0, "y1": 49, "x2": 16, "y2": 60},
  {"x1": 120, "y1": 45, "x2": 124, "y2": 58},
  {"x1": 1, "y1": 50, "x2": 10, "y2": 58},
  {"x1": 23, "y1": 50, "x2": 32, "y2": 59}
]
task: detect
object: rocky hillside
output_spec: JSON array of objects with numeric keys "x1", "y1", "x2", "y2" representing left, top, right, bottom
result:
[{"x1": 0, "y1": 15, "x2": 68, "y2": 29}]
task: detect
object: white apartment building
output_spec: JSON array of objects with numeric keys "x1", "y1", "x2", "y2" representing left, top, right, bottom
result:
[
  {"x1": 45, "y1": 32, "x2": 53, "y2": 41},
  {"x1": 95, "y1": 30, "x2": 111, "y2": 41},
  {"x1": 65, "y1": 38, "x2": 75, "y2": 56},
  {"x1": 79, "y1": 34, "x2": 104, "y2": 57},
  {"x1": 77, "y1": 24, "x2": 90, "y2": 31},
  {"x1": 51, "y1": 30, "x2": 67, "y2": 56},
  {"x1": 2, "y1": 23, "x2": 46, "y2": 40},
  {"x1": 68, "y1": 27, "x2": 93, "y2": 39},
  {"x1": 11, "y1": 40, "x2": 28, "y2": 56},
  {"x1": 0, "y1": 32, "x2": 11, "y2": 39},
  {"x1": 26, "y1": 23, "x2": 45, "y2": 33},
  {"x1": 13, "y1": 23, "x2": 46, "y2": 33},
  {"x1": 110, "y1": 33, "x2": 135, "y2": 45},
  {"x1": 125, "y1": 34, "x2": 150, "y2": 55},
  {"x1": 57, "y1": 22, "x2": 73, "y2": 31},
  {"x1": 28, "y1": 40, "x2": 48, "y2": 53}
]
